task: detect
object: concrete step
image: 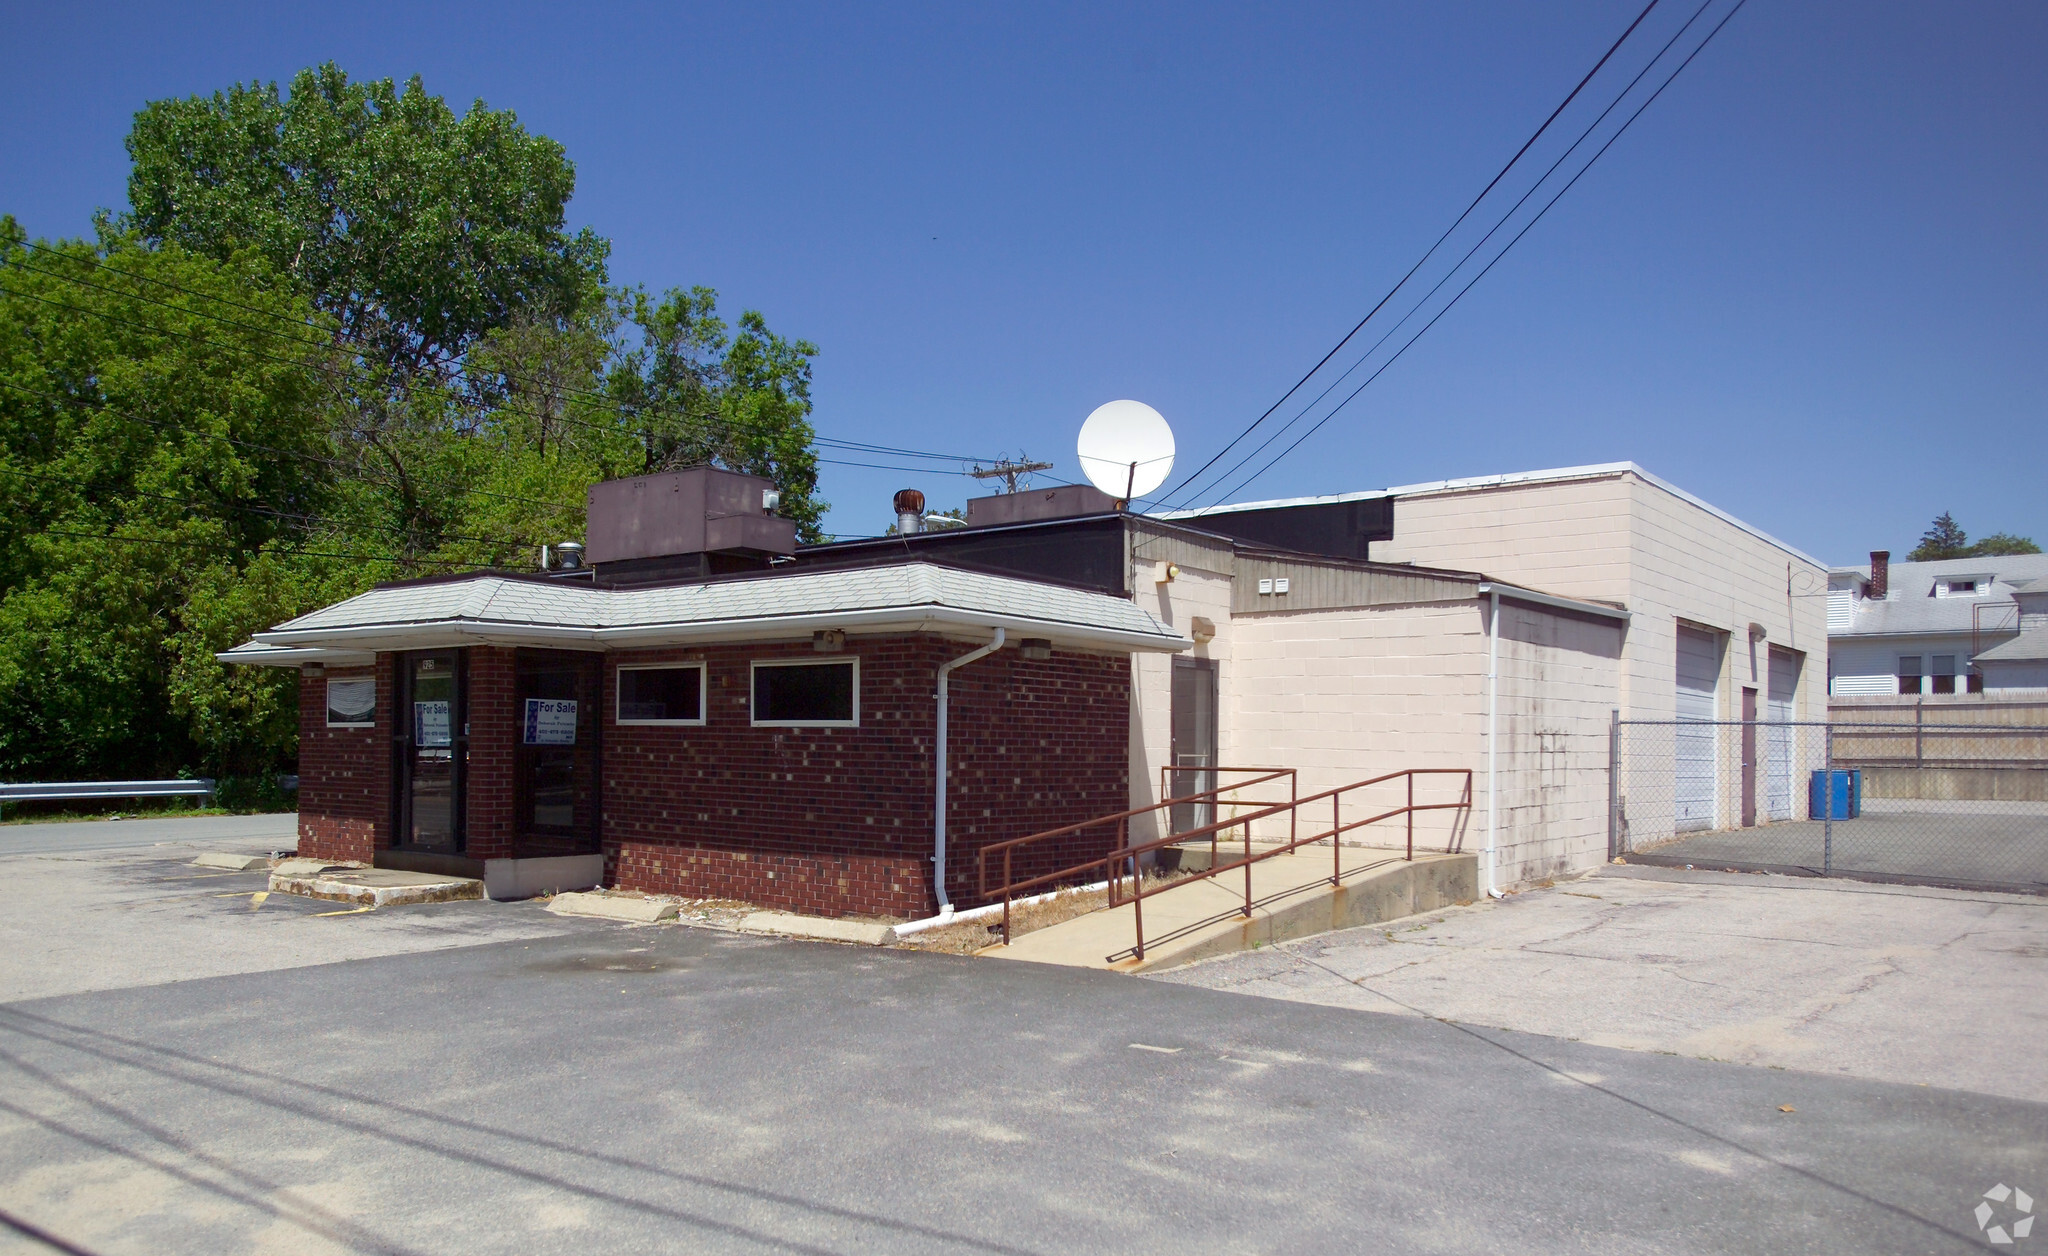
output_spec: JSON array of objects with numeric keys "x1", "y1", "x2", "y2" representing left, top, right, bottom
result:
[
  {"x1": 981, "y1": 847, "x2": 1476, "y2": 973},
  {"x1": 269, "y1": 865, "x2": 484, "y2": 907}
]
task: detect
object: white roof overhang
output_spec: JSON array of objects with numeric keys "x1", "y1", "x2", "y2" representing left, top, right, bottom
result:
[
  {"x1": 215, "y1": 642, "x2": 377, "y2": 669},
  {"x1": 224, "y1": 563, "x2": 1191, "y2": 665},
  {"x1": 249, "y1": 604, "x2": 1186, "y2": 655}
]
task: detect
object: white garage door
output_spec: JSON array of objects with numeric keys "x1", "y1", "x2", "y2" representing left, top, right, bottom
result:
[
  {"x1": 1674, "y1": 626, "x2": 1722, "y2": 832},
  {"x1": 1765, "y1": 649, "x2": 1801, "y2": 821}
]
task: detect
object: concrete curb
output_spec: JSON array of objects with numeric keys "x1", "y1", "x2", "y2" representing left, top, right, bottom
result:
[
  {"x1": 191, "y1": 853, "x2": 271, "y2": 872},
  {"x1": 739, "y1": 912, "x2": 894, "y2": 946},
  {"x1": 547, "y1": 893, "x2": 679, "y2": 924}
]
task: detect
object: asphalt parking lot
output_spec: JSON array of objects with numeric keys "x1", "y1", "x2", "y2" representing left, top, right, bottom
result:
[
  {"x1": 1155, "y1": 864, "x2": 2048, "y2": 1102},
  {"x1": 1627, "y1": 801, "x2": 2048, "y2": 894},
  {"x1": 0, "y1": 832, "x2": 2043, "y2": 1254}
]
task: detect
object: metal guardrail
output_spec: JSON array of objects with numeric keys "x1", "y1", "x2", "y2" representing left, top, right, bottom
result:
[
  {"x1": 978, "y1": 766, "x2": 1474, "y2": 964},
  {"x1": 1101, "y1": 768, "x2": 1474, "y2": 963},
  {"x1": 0, "y1": 779, "x2": 216, "y2": 803},
  {"x1": 978, "y1": 768, "x2": 1298, "y2": 944}
]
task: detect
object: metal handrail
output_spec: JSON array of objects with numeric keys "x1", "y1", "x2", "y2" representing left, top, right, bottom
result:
[
  {"x1": 1100, "y1": 768, "x2": 1474, "y2": 963},
  {"x1": 976, "y1": 768, "x2": 1297, "y2": 944}
]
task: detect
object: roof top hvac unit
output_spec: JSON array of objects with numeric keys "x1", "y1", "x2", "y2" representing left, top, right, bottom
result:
[{"x1": 585, "y1": 466, "x2": 797, "y2": 586}]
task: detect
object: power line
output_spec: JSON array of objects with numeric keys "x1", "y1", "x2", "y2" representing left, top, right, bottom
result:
[
  {"x1": 5, "y1": 245, "x2": 1012, "y2": 474},
  {"x1": 1184, "y1": 0, "x2": 1722, "y2": 511},
  {"x1": 1151, "y1": 0, "x2": 1664, "y2": 512},
  {"x1": 1202, "y1": 0, "x2": 1750, "y2": 508},
  {"x1": 2, "y1": 463, "x2": 539, "y2": 552},
  {"x1": 0, "y1": 376, "x2": 582, "y2": 527},
  {"x1": 29, "y1": 526, "x2": 478, "y2": 569}
]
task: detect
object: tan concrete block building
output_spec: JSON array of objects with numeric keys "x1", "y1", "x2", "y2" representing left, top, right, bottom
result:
[{"x1": 1158, "y1": 463, "x2": 1828, "y2": 882}]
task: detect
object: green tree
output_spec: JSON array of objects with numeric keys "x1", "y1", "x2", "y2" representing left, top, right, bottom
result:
[
  {"x1": 1968, "y1": 532, "x2": 2041, "y2": 557},
  {"x1": 1907, "y1": 513, "x2": 2039, "y2": 561},
  {"x1": 0, "y1": 221, "x2": 352, "y2": 781},
  {"x1": 124, "y1": 62, "x2": 608, "y2": 384},
  {"x1": 603, "y1": 287, "x2": 827, "y2": 540},
  {"x1": 123, "y1": 64, "x2": 613, "y2": 557},
  {"x1": 1909, "y1": 512, "x2": 1970, "y2": 561}
]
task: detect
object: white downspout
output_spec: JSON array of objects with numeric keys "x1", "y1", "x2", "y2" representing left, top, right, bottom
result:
[
  {"x1": 934, "y1": 628, "x2": 1006, "y2": 915},
  {"x1": 1485, "y1": 587, "x2": 1503, "y2": 899}
]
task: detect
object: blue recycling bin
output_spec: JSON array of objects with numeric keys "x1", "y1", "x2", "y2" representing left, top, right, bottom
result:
[{"x1": 1807, "y1": 769, "x2": 1861, "y2": 820}]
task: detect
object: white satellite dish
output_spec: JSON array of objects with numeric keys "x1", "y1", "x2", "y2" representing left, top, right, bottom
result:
[{"x1": 1076, "y1": 400, "x2": 1175, "y2": 502}]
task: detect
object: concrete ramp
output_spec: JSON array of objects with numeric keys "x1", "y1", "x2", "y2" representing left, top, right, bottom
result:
[{"x1": 982, "y1": 848, "x2": 1476, "y2": 973}]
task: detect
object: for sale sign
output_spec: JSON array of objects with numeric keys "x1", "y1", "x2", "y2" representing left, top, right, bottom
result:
[{"x1": 523, "y1": 699, "x2": 578, "y2": 746}]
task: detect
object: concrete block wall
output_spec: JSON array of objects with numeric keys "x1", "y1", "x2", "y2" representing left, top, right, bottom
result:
[
  {"x1": 602, "y1": 633, "x2": 1130, "y2": 918},
  {"x1": 1375, "y1": 469, "x2": 1829, "y2": 728},
  {"x1": 1226, "y1": 601, "x2": 1487, "y2": 852},
  {"x1": 295, "y1": 658, "x2": 391, "y2": 862},
  {"x1": 1490, "y1": 600, "x2": 1625, "y2": 884}
]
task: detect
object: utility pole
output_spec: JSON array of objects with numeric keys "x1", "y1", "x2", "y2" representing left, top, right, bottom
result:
[{"x1": 969, "y1": 457, "x2": 1054, "y2": 494}]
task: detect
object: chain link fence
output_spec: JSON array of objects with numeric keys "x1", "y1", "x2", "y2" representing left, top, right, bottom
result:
[{"x1": 1611, "y1": 717, "x2": 2048, "y2": 895}]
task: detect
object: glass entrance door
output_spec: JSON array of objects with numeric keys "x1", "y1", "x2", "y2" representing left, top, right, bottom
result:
[
  {"x1": 513, "y1": 650, "x2": 600, "y2": 858},
  {"x1": 397, "y1": 651, "x2": 464, "y2": 852}
]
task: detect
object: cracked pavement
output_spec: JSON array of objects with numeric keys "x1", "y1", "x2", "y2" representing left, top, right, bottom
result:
[{"x1": 1152, "y1": 864, "x2": 2048, "y2": 1102}]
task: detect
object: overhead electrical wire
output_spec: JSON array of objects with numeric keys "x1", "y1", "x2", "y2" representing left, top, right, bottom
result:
[
  {"x1": 1184, "y1": 0, "x2": 1725, "y2": 511},
  {"x1": 2, "y1": 463, "x2": 537, "y2": 551},
  {"x1": 1200, "y1": 0, "x2": 1750, "y2": 509},
  {"x1": 1150, "y1": 0, "x2": 1664, "y2": 512},
  {"x1": 5, "y1": 244, "x2": 1011, "y2": 473}
]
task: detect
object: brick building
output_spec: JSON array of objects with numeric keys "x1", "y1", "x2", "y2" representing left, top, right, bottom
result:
[
  {"x1": 225, "y1": 461, "x2": 1815, "y2": 914},
  {"x1": 227, "y1": 551, "x2": 1180, "y2": 915}
]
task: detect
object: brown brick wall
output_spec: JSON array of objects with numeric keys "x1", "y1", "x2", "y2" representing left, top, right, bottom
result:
[
  {"x1": 601, "y1": 634, "x2": 1130, "y2": 918},
  {"x1": 295, "y1": 658, "x2": 391, "y2": 862},
  {"x1": 463, "y1": 646, "x2": 519, "y2": 860},
  {"x1": 289, "y1": 635, "x2": 1131, "y2": 914}
]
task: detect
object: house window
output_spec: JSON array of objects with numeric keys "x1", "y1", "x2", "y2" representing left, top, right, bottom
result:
[
  {"x1": 751, "y1": 658, "x2": 858, "y2": 727},
  {"x1": 616, "y1": 664, "x2": 706, "y2": 725},
  {"x1": 1897, "y1": 656, "x2": 1922, "y2": 695},
  {"x1": 1948, "y1": 580, "x2": 1977, "y2": 595},
  {"x1": 325, "y1": 678, "x2": 376, "y2": 728},
  {"x1": 1930, "y1": 655, "x2": 1957, "y2": 695},
  {"x1": 1967, "y1": 670, "x2": 1985, "y2": 694}
]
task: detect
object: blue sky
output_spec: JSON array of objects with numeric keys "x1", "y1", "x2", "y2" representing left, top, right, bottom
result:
[{"x1": 2, "y1": 1, "x2": 2042, "y2": 562}]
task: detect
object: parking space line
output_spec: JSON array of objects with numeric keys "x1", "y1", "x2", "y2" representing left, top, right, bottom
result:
[{"x1": 313, "y1": 906, "x2": 375, "y2": 917}]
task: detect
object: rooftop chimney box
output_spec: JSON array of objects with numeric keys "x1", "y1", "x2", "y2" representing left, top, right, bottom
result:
[
  {"x1": 586, "y1": 467, "x2": 796, "y2": 569},
  {"x1": 965, "y1": 484, "x2": 1119, "y2": 528},
  {"x1": 1869, "y1": 550, "x2": 1889, "y2": 600}
]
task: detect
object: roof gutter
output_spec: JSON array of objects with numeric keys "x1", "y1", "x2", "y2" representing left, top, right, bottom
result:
[
  {"x1": 932, "y1": 629, "x2": 1005, "y2": 915},
  {"x1": 1475, "y1": 581, "x2": 1630, "y2": 623}
]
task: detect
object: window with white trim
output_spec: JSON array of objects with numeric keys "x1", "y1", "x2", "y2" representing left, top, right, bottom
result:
[
  {"x1": 325, "y1": 677, "x2": 377, "y2": 728},
  {"x1": 616, "y1": 664, "x2": 706, "y2": 725},
  {"x1": 751, "y1": 658, "x2": 858, "y2": 727},
  {"x1": 1897, "y1": 656, "x2": 1923, "y2": 695}
]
